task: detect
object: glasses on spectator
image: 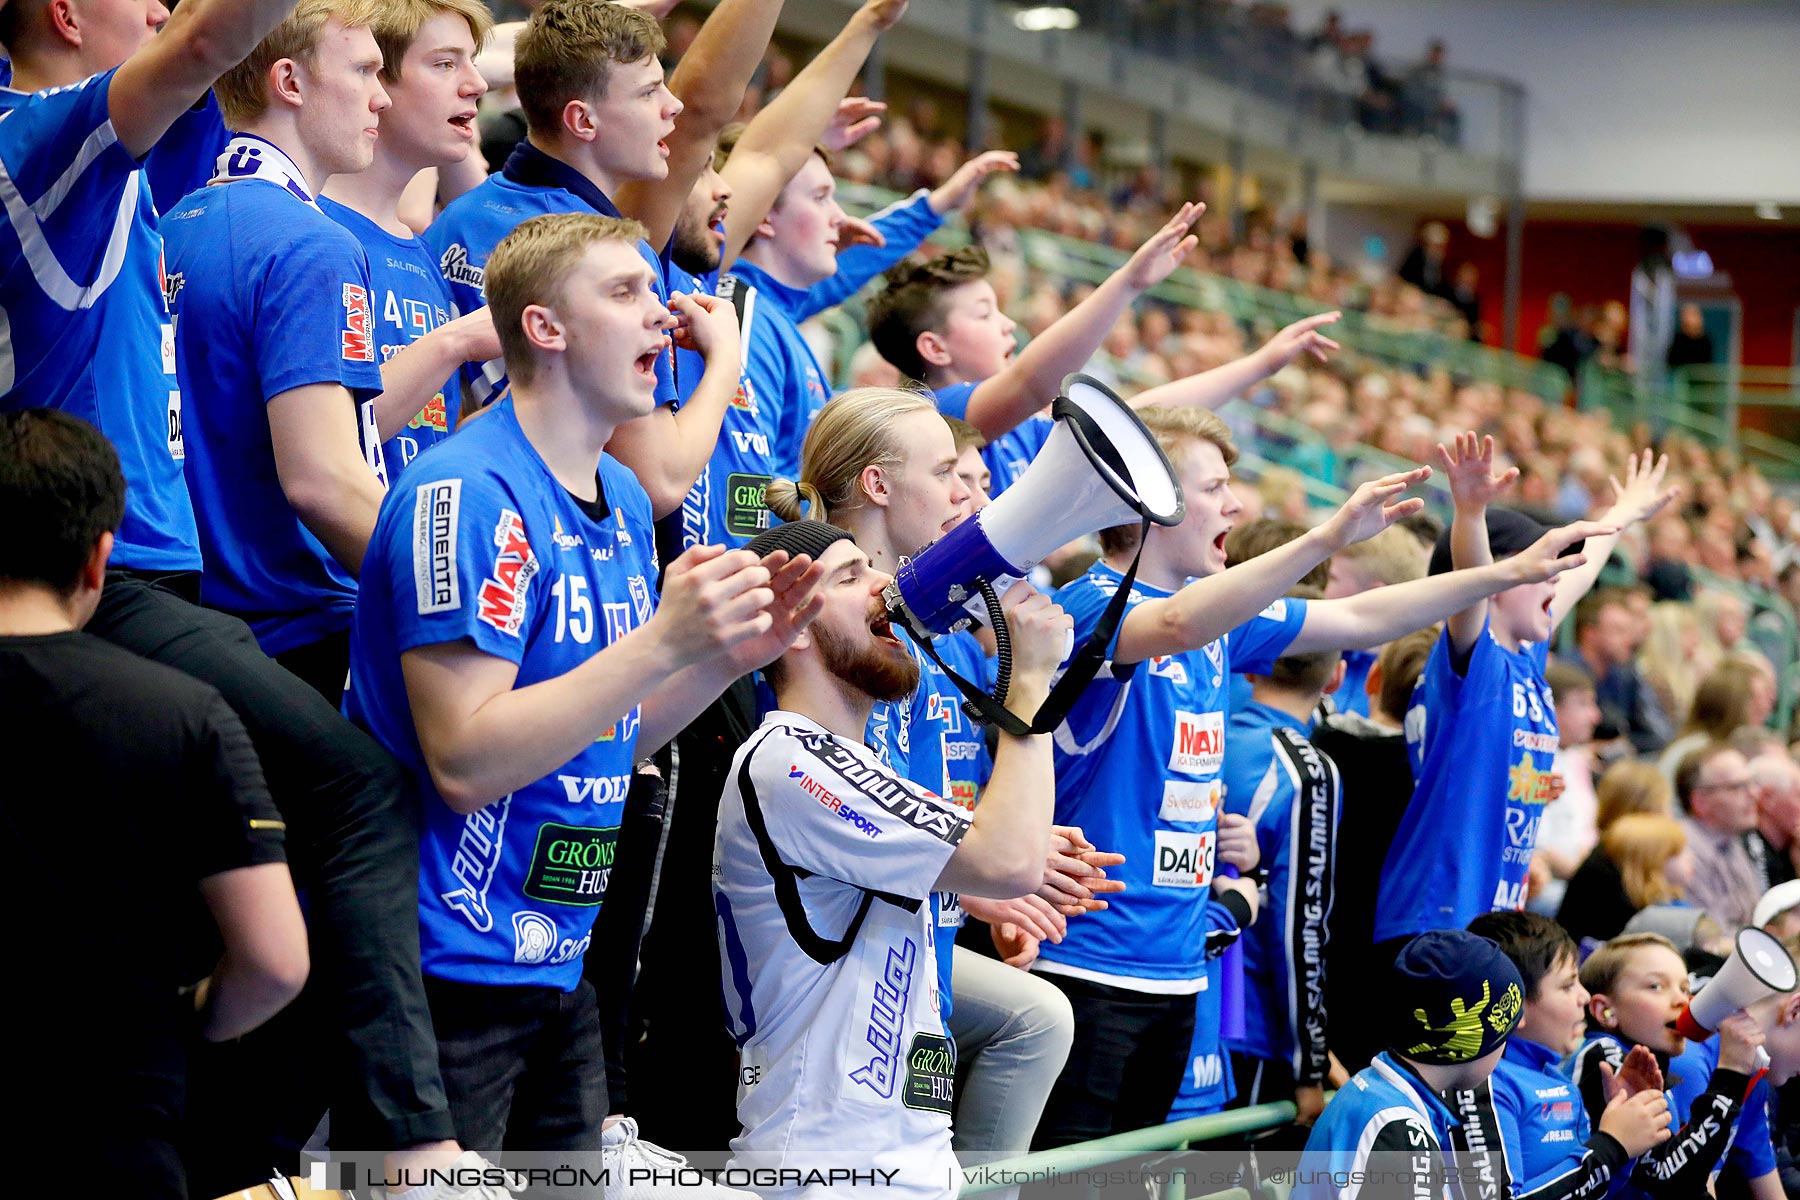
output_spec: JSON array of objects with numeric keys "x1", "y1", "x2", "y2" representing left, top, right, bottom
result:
[{"x1": 1697, "y1": 777, "x2": 1753, "y2": 793}]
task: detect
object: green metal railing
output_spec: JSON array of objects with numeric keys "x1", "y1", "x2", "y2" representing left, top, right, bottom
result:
[
  {"x1": 960, "y1": 1101, "x2": 1298, "y2": 1198},
  {"x1": 1579, "y1": 363, "x2": 1800, "y2": 482}
]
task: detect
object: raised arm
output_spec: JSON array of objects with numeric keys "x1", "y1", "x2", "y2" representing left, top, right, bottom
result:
[
  {"x1": 719, "y1": 0, "x2": 908, "y2": 267},
  {"x1": 962, "y1": 203, "x2": 1201, "y2": 440},
  {"x1": 615, "y1": 0, "x2": 789, "y2": 250},
  {"x1": 1439, "y1": 432, "x2": 1515, "y2": 655},
  {"x1": 1549, "y1": 449, "x2": 1678, "y2": 628},
  {"x1": 603, "y1": 290, "x2": 741, "y2": 518},
  {"x1": 1129, "y1": 312, "x2": 1341, "y2": 412},
  {"x1": 1283, "y1": 520, "x2": 1616, "y2": 656},
  {"x1": 109, "y1": 0, "x2": 299, "y2": 157},
  {"x1": 1115, "y1": 467, "x2": 1427, "y2": 664}
]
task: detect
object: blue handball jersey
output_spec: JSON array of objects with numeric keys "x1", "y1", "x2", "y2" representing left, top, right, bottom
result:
[
  {"x1": 347, "y1": 398, "x2": 659, "y2": 989},
  {"x1": 425, "y1": 141, "x2": 675, "y2": 413},
  {"x1": 1375, "y1": 620, "x2": 1558, "y2": 941},
  {"x1": 1224, "y1": 701, "x2": 1338, "y2": 1087},
  {"x1": 1296, "y1": 1053, "x2": 1463, "y2": 1200},
  {"x1": 320, "y1": 197, "x2": 458, "y2": 474},
  {"x1": 932, "y1": 381, "x2": 1054, "y2": 500},
  {"x1": 163, "y1": 170, "x2": 385, "y2": 656},
  {"x1": 1329, "y1": 648, "x2": 1377, "y2": 718},
  {"x1": 0, "y1": 69, "x2": 200, "y2": 571},
  {"x1": 1040, "y1": 561, "x2": 1306, "y2": 987}
]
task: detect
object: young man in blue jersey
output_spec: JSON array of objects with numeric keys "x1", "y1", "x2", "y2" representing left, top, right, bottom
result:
[
  {"x1": 1451, "y1": 912, "x2": 1672, "y2": 1200},
  {"x1": 1296, "y1": 930, "x2": 1526, "y2": 1200},
  {"x1": 348, "y1": 211, "x2": 823, "y2": 1191},
  {"x1": 427, "y1": 0, "x2": 781, "y2": 518},
  {"x1": 1375, "y1": 439, "x2": 1677, "y2": 952},
  {"x1": 1035, "y1": 406, "x2": 1610, "y2": 1149},
  {"x1": 1568, "y1": 933, "x2": 1781, "y2": 1199},
  {"x1": 864, "y1": 235, "x2": 1342, "y2": 497},
  {"x1": 320, "y1": 0, "x2": 499, "y2": 476},
  {"x1": 0, "y1": 3, "x2": 497, "y2": 1195},
  {"x1": 164, "y1": 0, "x2": 506, "y2": 700}
]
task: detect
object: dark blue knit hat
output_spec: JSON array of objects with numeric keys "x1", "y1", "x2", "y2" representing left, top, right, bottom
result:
[{"x1": 1391, "y1": 930, "x2": 1526, "y2": 1064}]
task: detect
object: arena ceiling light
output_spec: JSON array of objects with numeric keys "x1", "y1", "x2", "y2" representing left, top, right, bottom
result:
[{"x1": 1013, "y1": 5, "x2": 1080, "y2": 31}]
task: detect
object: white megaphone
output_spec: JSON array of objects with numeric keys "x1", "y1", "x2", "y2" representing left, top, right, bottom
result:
[
  {"x1": 883, "y1": 374, "x2": 1184, "y2": 639},
  {"x1": 1673, "y1": 927, "x2": 1797, "y2": 1067}
]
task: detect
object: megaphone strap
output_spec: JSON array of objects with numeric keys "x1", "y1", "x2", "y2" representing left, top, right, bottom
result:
[{"x1": 912, "y1": 515, "x2": 1152, "y2": 738}]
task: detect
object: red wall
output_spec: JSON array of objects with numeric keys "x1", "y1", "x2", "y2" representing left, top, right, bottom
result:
[{"x1": 1449, "y1": 218, "x2": 1800, "y2": 369}]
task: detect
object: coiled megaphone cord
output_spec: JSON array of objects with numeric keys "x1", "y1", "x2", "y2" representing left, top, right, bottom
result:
[{"x1": 970, "y1": 578, "x2": 1012, "y2": 722}]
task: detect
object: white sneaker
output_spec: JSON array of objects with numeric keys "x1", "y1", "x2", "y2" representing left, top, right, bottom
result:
[
  {"x1": 600, "y1": 1119, "x2": 755, "y2": 1199},
  {"x1": 372, "y1": 1150, "x2": 526, "y2": 1200}
]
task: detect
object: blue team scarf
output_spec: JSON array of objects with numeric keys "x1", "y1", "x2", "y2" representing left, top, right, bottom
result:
[
  {"x1": 210, "y1": 133, "x2": 318, "y2": 210},
  {"x1": 501, "y1": 139, "x2": 625, "y2": 219}
]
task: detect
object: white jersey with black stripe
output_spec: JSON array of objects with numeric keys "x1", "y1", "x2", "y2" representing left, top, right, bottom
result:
[{"x1": 713, "y1": 711, "x2": 970, "y2": 1199}]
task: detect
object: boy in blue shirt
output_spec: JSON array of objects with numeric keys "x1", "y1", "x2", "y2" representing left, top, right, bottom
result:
[
  {"x1": 1376, "y1": 437, "x2": 1676, "y2": 947},
  {"x1": 1035, "y1": 406, "x2": 1606, "y2": 1149},
  {"x1": 1455, "y1": 912, "x2": 1673, "y2": 1200},
  {"x1": 320, "y1": 0, "x2": 506, "y2": 476},
  {"x1": 1568, "y1": 932, "x2": 1780, "y2": 1199},
  {"x1": 864, "y1": 230, "x2": 1343, "y2": 497},
  {"x1": 0, "y1": 5, "x2": 496, "y2": 1195},
  {"x1": 165, "y1": 1, "x2": 500, "y2": 699},
  {"x1": 1297, "y1": 930, "x2": 1527, "y2": 1200},
  {"x1": 348, "y1": 212, "x2": 821, "y2": 1182}
]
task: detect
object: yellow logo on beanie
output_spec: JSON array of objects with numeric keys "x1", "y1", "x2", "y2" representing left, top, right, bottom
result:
[
  {"x1": 1407, "y1": 981, "x2": 1492, "y2": 1063},
  {"x1": 1488, "y1": 981, "x2": 1524, "y2": 1035}
]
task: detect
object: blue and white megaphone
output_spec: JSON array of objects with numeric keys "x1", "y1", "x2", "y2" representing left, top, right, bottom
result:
[{"x1": 883, "y1": 374, "x2": 1185, "y2": 732}]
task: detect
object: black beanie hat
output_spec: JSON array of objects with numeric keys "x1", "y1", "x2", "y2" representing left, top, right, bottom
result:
[
  {"x1": 1428, "y1": 507, "x2": 1578, "y2": 576},
  {"x1": 1391, "y1": 930, "x2": 1526, "y2": 1065},
  {"x1": 744, "y1": 519, "x2": 853, "y2": 563}
]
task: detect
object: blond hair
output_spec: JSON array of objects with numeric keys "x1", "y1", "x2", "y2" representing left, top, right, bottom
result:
[
  {"x1": 1579, "y1": 931, "x2": 1682, "y2": 998},
  {"x1": 766, "y1": 388, "x2": 940, "y2": 524},
  {"x1": 1602, "y1": 814, "x2": 1687, "y2": 910},
  {"x1": 372, "y1": 0, "x2": 494, "y2": 83},
  {"x1": 1595, "y1": 760, "x2": 1673, "y2": 833},
  {"x1": 516, "y1": 0, "x2": 665, "y2": 137},
  {"x1": 484, "y1": 213, "x2": 649, "y2": 385},
  {"x1": 945, "y1": 415, "x2": 987, "y2": 456},
  {"x1": 1098, "y1": 406, "x2": 1238, "y2": 557},
  {"x1": 215, "y1": 0, "x2": 386, "y2": 129},
  {"x1": 1337, "y1": 525, "x2": 1428, "y2": 588}
]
